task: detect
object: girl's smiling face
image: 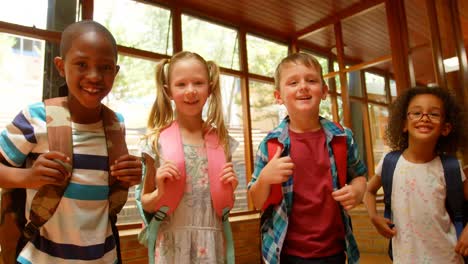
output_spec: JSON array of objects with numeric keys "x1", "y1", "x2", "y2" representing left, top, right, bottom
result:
[
  {"x1": 167, "y1": 58, "x2": 210, "y2": 119},
  {"x1": 404, "y1": 94, "x2": 451, "y2": 143}
]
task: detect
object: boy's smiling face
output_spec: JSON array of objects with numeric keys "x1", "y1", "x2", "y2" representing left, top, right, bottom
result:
[
  {"x1": 275, "y1": 62, "x2": 328, "y2": 118},
  {"x1": 54, "y1": 30, "x2": 119, "y2": 110}
]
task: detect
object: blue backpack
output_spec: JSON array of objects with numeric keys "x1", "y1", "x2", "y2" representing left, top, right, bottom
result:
[{"x1": 381, "y1": 150, "x2": 467, "y2": 261}]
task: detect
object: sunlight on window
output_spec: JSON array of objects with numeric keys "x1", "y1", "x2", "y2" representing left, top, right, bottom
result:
[
  {"x1": 0, "y1": 0, "x2": 48, "y2": 29},
  {"x1": 0, "y1": 33, "x2": 44, "y2": 131},
  {"x1": 246, "y1": 35, "x2": 288, "y2": 77},
  {"x1": 219, "y1": 75, "x2": 247, "y2": 212},
  {"x1": 248, "y1": 80, "x2": 281, "y2": 154},
  {"x1": 365, "y1": 72, "x2": 387, "y2": 103},
  {"x1": 368, "y1": 104, "x2": 390, "y2": 169},
  {"x1": 182, "y1": 15, "x2": 240, "y2": 70},
  {"x1": 94, "y1": 0, "x2": 173, "y2": 55}
]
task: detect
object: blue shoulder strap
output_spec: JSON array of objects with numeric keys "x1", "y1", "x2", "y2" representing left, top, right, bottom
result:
[
  {"x1": 381, "y1": 151, "x2": 402, "y2": 221},
  {"x1": 440, "y1": 154, "x2": 464, "y2": 239}
]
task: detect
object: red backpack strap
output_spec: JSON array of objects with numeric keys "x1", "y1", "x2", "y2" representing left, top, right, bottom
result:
[
  {"x1": 330, "y1": 123, "x2": 347, "y2": 189},
  {"x1": 261, "y1": 138, "x2": 283, "y2": 211}
]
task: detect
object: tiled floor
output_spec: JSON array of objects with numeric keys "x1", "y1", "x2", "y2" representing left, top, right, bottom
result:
[{"x1": 360, "y1": 254, "x2": 392, "y2": 264}]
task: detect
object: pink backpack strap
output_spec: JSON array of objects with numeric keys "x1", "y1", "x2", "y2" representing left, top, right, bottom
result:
[
  {"x1": 205, "y1": 130, "x2": 233, "y2": 218},
  {"x1": 153, "y1": 122, "x2": 186, "y2": 216}
]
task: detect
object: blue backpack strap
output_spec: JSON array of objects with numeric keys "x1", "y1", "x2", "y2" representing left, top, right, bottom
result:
[
  {"x1": 440, "y1": 154, "x2": 464, "y2": 239},
  {"x1": 381, "y1": 151, "x2": 402, "y2": 221}
]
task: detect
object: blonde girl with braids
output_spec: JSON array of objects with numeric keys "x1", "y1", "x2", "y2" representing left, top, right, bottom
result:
[{"x1": 139, "y1": 51, "x2": 238, "y2": 264}]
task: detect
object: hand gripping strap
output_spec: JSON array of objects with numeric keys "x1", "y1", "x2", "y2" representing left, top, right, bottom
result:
[{"x1": 26, "y1": 98, "x2": 128, "y2": 240}]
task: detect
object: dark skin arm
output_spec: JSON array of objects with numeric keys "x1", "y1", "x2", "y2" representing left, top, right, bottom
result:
[{"x1": 0, "y1": 151, "x2": 70, "y2": 189}]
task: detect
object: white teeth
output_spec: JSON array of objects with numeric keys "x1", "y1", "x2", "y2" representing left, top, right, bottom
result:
[{"x1": 83, "y1": 87, "x2": 100, "y2": 94}]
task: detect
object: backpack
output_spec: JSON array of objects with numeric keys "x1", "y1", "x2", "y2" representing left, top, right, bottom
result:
[
  {"x1": 135, "y1": 121, "x2": 235, "y2": 264},
  {"x1": 0, "y1": 96, "x2": 129, "y2": 264},
  {"x1": 381, "y1": 150, "x2": 467, "y2": 262},
  {"x1": 261, "y1": 123, "x2": 349, "y2": 212}
]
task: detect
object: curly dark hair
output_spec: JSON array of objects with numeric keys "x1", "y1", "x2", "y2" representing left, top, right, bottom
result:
[{"x1": 385, "y1": 86, "x2": 467, "y2": 155}]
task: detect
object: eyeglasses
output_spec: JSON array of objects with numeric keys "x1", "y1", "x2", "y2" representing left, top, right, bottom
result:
[{"x1": 407, "y1": 111, "x2": 442, "y2": 123}]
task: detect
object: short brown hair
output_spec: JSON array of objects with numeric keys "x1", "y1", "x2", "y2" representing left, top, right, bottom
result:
[{"x1": 273, "y1": 52, "x2": 325, "y2": 91}]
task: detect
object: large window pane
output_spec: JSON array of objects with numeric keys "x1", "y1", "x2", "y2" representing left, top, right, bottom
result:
[
  {"x1": 0, "y1": 33, "x2": 44, "y2": 131},
  {"x1": 365, "y1": 72, "x2": 387, "y2": 103},
  {"x1": 104, "y1": 56, "x2": 158, "y2": 224},
  {"x1": 249, "y1": 80, "x2": 282, "y2": 154},
  {"x1": 368, "y1": 104, "x2": 390, "y2": 170},
  {"x1": 247, "y1": 35, "x2": 288, "y2": 77},
  {"x1": 182, "y1": 15, "x2": 239, "y2": 70},
  {"x1": 1, "y1": 1, "x2": 48, "y2": 29},
  {"x1": 219, "y1": 75, "x2": 247, "y2": 211},
  {"x1": 94, "y1": 0, "x2": 172, "y2": 55}
]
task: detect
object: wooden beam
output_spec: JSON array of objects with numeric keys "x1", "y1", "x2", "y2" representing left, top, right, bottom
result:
[
  {"x1": 0, "y1": 21, "x2": 61, "y2": 43},
  {"x1": 385, "y1": 0, "x2": 414, "y2": 94},
  {"x1": 289, "y1": 37, "x2": 299, "y2": 54},
  {"x1": 172, "y1": 7, "x2": 183, "y2": 53},
  {"x1": 334, "y1": 22, "x2": 351, "y2": 127},
  {"x1": 425, "y1": 0, "x2": 447, "y2": 89},
  {"x1": 117, "y1": 45, "x2": 170, "y2": 62},
  {"x1": 297, "y1": 0, "x2": 385, "y2": 40},
  {"x1": 81, "y1": 0, "x2": 94, "y2": 20},
  {"x1": 238, "y1": 29, "x2": 255, "y2": 211},
  {"x1": 344, "y1": 55, "x2": 392, "y2": 73}
]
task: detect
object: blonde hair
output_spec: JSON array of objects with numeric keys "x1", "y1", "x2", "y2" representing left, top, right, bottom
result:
[
  {"x1": 146, "y1": 51, "x2": 230, "y2": 157},
  {"x1": 273, "y1": 52, "x2": 326, "y2": 91}
]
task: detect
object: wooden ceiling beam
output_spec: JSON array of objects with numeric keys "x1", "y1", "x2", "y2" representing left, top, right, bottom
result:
[{"x1": 296, "y1": 0, "x2": 385, "y2": 40}]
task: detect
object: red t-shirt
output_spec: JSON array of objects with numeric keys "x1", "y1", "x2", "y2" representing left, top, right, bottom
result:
[{"x1": 282, "y1": 128, "x2": 345, "y2": 258}]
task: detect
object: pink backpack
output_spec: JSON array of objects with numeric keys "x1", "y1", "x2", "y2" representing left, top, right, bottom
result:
[{"x1": 137, "y1": 121, "x2": 235, "y2": 264}]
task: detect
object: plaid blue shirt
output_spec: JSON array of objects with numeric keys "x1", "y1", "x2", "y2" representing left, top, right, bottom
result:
[{"x1": 248, "y1": 116, "x2": 367, "y2": 264}]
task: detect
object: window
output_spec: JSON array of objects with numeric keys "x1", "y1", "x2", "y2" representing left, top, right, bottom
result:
[
  {"x1": 219, "y1": 75, "x2": 247, "y2": 211},
  {"x1": 182, "y1": 15, "x2": 240, "y2": 70},
  {"x1": 248, "y1": 80, "x2": 282, "y2": 154},
  {"x1": 94, "y1": 0, "x2": 173, "y2": 55},
  {"x1": 0, "y1": 33, "x2": 44, "y2": 131},
  {"x1": 368, "y1": 104, "x2": 390, "y2": 169},
  {"x1": 365, "y1": 72, "x2": 387, "y2": 103},
  {"x1": 0, "y1": 0, "x2": 48, "y2": 29},
  {"x1": 390, "y1": 79, "x2": 397, "y2": 101},
  {"x1": 246, "y1": 35, "x2": 288, "y2": 77}
]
